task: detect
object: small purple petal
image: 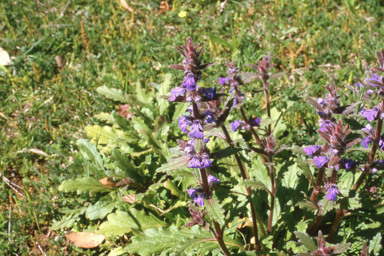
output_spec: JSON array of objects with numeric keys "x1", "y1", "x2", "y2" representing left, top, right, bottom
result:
[
  {"x1": 170, "y1": 87, "x2": 186, "y2": 101},
  {"x1": 342, "y1": 159, "x2": 355, "y2": 170},
  {"x1": 354, "y1": 83, "x2": 362, "y2": 88},
  {"x1": 231, "y1": 120, "x2": 242, "y2": 131},
  {"x1": 182, "y1": 73, "x2": 197, "y2": 91},
  {"x1": 361, "y1": 137, "x2": 372, "y2": 149},
  {"x1": 313, "y1": 156, "x2": 329, "y2": 168},
  {"x1": 188, "y1": 120, "x2": 204, "y2": 139},
  {"x1": 219, "y1": 77, "x2": 230, "y2": 85},
  {"x1": 326, "y1": 184, "x2": 339, "y2": 201},
  {"x1": 318, "y1": 98, "x2": 325, "y2": 105},
  {"x1": 319, "y1": 119, "x2": 332, "y2": 132},
  {"x1": 203, "y1": 111, "x2": 216, "y2": 124},
  {"x1": 187, "y1": 188, "x2": 199, "y2": 199},
  {"x1": 179, "y1": 115, "x2": 192, "y2": 133},
  {"x1": 248, "y1": 116, "x2": 261, "y2": 127},
  {"x1": 204, "y1": 138, "x2": 210, "y2": 144},
  {"x1": 202, "y1": 87, "x2": 216, "y2": 100},
  {"x1": 194, "y1": 194, "x2": 205, "y2": 207},
  {"x1": 304, "y1": 145, "x2": 320, "y2": 156},
  {"x1": 207, "y1": 175, "x2": 220, "y2": 185},
  {"x1": 370, "y1": 74, "x2": 381, "y2": 87},
  {"x1": 200, "y1": 155, "x2": 213, "y2": 169},
  {"x1": 362, "y1": 107, "x2": 379, "y2": 122},
  {"x1": 362, "y1": 124, "x2": 373, "y2": 134},
  {"x1": 187, "y1": 155, "x2": 201, "y2": 168}
]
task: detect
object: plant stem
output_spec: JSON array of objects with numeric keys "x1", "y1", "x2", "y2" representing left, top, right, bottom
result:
[
  {"x1": 263, "y1": 80, "x2": 272, "y2": 136},
  {"x1": 310, "y1": 167, "x2": 325, "y2": 202},
  {"x1": 210, "y1": 222, "x2": 232, "y2": 256},
  {"x1": 308, "y1": 215, "x2": 323, "y2": 236},
  {"x1": 326, "y1": 209, "x2": 347, "y2": 242},
  {"x1": 221, "y1": 125, "x2": 262, "y2": 251},
  {"x1": 267, "y1": 160, "x2": 274, "y2": 235}
]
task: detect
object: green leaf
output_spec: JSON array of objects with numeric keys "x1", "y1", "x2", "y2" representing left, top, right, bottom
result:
[
  {"x1": 240, "y1": 179, "x2": 269, "y2": 193},
  {"x1": 97, "y1": 85, "x2": 153, "y2": 109},
  {"x1": 108, "y1": 247, "x2": 125, "y2": 256},
  {"x1": 295, "y1": 200, "x2": 318, "y2": 212},
  {"x1": 251, "y1": 156, "x2": 271, "y2": 190},
  {"x1": 206, "y1": 33, "x2": 234, "y2": 51},
  {"x1": 294, "y1": 231, "x2": 317, "y2": 252},
  {"x1": 369, "y1": 233, "x2": 382, "y2": 256},
  {"x1": 85, "y1": 125, "x2": 133, "y2": 144},
  {"x1": 163, "y1": 179, "x2": 185, "y2": 200},
  {"x1": 210, "y1": 147, "x2": 243, "y2": 159},
  {"x1": 204, "y1": 197, "x2": 225, "y2": 226},
  {"x1": 50, "y1": 214, "x2": 80, "y2": 230},
  {"x1": 97, "y1": 209, "x2": 164, "y2": 237},
  {"x1": 76, "y1": 139, "x2": 105, "y2": 171},
  {"x1": 113, "y1": 150, "x2": 142, "y2": 183},
  {"x1": 85, "y1": 200, "x2": 116, "y2": 220},
  {"x1": 156, "y1": 156, "x2": 190, "y2": 173},
  {"x1": 333, "y1": 242, "x2": 351, "y2": 254},
  {"x1": 124, "y1": 225, "x2": 242, "y2": 256},
  {"x1": 158, "y1": 73, "x2": 171, "y2": 116},
  {"x1": 59, "y1": 177, "x2": 113, "y2": 194}
]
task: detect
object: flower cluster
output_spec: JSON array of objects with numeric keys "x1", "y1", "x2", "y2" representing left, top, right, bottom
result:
[{"x1": 187, "y1": 175, "x2": 220, "y2": 207}]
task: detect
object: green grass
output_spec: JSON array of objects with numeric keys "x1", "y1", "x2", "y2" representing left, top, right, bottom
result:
[{"x1": 1, "y1": 0, "x2": 384, "y2": 254}]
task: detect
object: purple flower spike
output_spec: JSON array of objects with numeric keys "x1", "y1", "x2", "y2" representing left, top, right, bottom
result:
[
  {"x1": 342, "y1": 159, "x2": 355, "y2": 170},
  {"x1": 202, "y1": 87, "x2": 216, "y2": 100},
  {"x1": 231, "y1": 120, "x2": 242, "y2": 131},
  {"x1": 326, "y1": 184, "x2": 339, "y2": 201},
  {"x1": 319, "y1": 119, "x2": 332, "y2": 132},
  {"x1": 194, "y1": 194, "x2": 205, "y2": 207},
  {"x1": 370, "y1": 74, "x2": 381, "y2": 86},
  {"x1": 187, "y1": 155, "x2": 201, "y2": 168},
  {"x1": 179, "y1": 115, "x2": 192, "y2": 133},
  {"x1": 304, "y1": 145, "x2": 320, "y2": 156},
  {"x1": 363, "y1": 107, "x2": 379, "y2": 121},
  {"x1": 187, "y1": 188, "x2": 199, "y2": 199},
  {"x1": 182, "y1": 73, "x2": 197, "y2": 91},
  {"x1": 313, "y1": 156, "x2": 329, "y2": 168},
  {"x1": 170, "y1": 87, "x2": 186, "y2": 101},
  {"x1": 207, "y1": 175, "x2": 220, "y2": 185},
  {"x1": 188, "y1": 120, "x2": 204, "y2": 139},
  {"x1": 361, "y1": 137, "x2": 373, "y2": 149},
  {"x1": 200, "y1": 154, "x2": 213, "y2": 169},
  {"x1": 219, "y1": 77, "x2": 230, "y2": 85},
  {"x1": 248, "y1": 116, "x2": 261, "y2": 127},
  {"x1": 203, "y1": 111, "x2": 216, "y2": 124}
]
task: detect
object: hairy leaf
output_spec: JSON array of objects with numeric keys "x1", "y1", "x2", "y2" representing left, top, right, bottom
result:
[
  {"x1": 59, "y1": 178, "x2": 113, "y2": 194},
  {"x1": 369, "y1": 233, "x2": 382, "y2": 256},
  {"x1": 240, "y1": 179, "x2": 270, "y2": 193},
  {"x1": 156, "y1": 156, "x2": 190, "y2": 174},
  {"x1": 204, "y1": 197, "x2": 225, "y2": 226},
  {"x1": 294, "y1": 231, "x2": 317, "y2": 252},
  {"x1": 97, "y1": 209, "x2": 164, "y2": 237},
  {"x1": 210, "y1": 147, "x2": 243, "y2": 159},
  {"x1": 85, "y1": 200, "x2": 116, "y2": 220},
  {"x1": 76, "y1": 139, "x2": 105, "y2": 171},
  {"x1": 163, "y1": 179, "x2": 185, "y2": 199}
]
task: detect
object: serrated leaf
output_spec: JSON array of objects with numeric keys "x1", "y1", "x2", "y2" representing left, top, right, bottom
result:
[
  {"x1": 85, "y1": 125, "x2": 133, "y2": 144},
  {"x1": 294, "y1": 231, "x2": 317, "y2": 252},
  {"x1": 369, "y1": 233, "x2": 382, "y2": 256},
  {"x1": 333, "y1": 242, "x2": 351, "y2": 254},
  {"x1": 158, "y1": 73, "x2": 172, "y2": 115},
  {"x1": 108, "y1": 247, "x2": 125, "y2": 256},
  {"x1": 97, "y1": 209, "x2": 164, "y2": 237},
  {"x1": 206, "y1": 33, "x2": 234, "y2": 51},
  {"x1": 156, "y1": 156, "x2": 190, "y2": 173},
  {"x1": 59, "y1": 178, "x2": 113, "y2": 194},
  {"x1": 76, "y1": 139, "x2": 105, "y2": 171},
  {"x1": 113, "y1": 149, "x2": 142, "y2": 183},
  {"x1": 124, "y1": 225, "x2": 242, "y2": 256},
  {"x1": 295, "y1": 200, "x2": 318, "y2": 212},
  {"x1": 204, "y1": 197, "x2": 225, "y2": 226},
  {"x1": 97, "y1": 85, "x2": 153, "y2": 109},
  {"x1": 210, "y1": 147, "x2": 243, "y2": 159},
  {"x1": 85, "y1": 200, "x2": 116, "y2": 220},
  {"x1": 251, "y1": 156, "x2": 271, "y2": 190},
  {"x1": 240, "y1": 179, "x2": 269, "y2": 193}
]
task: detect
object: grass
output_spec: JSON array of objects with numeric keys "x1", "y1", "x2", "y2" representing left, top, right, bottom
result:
[{"x1": 1, "y1": 0, "x2": 384, "y2": 254}]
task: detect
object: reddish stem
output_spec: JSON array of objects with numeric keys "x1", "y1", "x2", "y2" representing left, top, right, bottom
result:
[
  {"x1": 326, "y1": 209, "x2": 347, "y2": 242},
  {"x1": 310, "y1": 167, "x2": 325, "y2": 202}
]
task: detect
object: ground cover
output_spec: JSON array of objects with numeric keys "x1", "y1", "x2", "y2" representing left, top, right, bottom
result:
[{"x1": 1, "y1": 0, "x2": 384, "y2": 255}]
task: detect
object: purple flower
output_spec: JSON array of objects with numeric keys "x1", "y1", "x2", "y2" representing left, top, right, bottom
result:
[
  {"x1": 200, "y1": 154, "x2": 213, "y2": 169},
  {"x1": 379, "y1": 137, "x2": 384, "y2": 150},
  {"x1": 194, "y1": 194, "x2": 205, "y2": 207},
  {"x1": 313, "y1": 156, "x2": 329, "y2": 168},
  {"x1": 203, "y1": 111, "x2": 216, "y2": 124},
  {"x1": 204, "y1": 138, "x2": 210, "y2": 144},
  {"x1": 318, "y1": 98, "x2": 325, "y2": 105},
  {"x1": 370, "y1": 74, "x2": 381, "y2": 86},
  {"x1": 219, "y1": 77, "x2": 230, "y2": 85},
  {"x1": 188, "y1": 120, "x2": 204, "y2": 139},
  {"x1": 187, "y1": 155, "x2": 201, "y2": 168},
  {"x1": 363, "y1": 107, "x2": 379, "y2": 121},
  {"x1": 361, "y1": 137, "x2": 372, "y2": 149},
  {"x1": 342, "y1": 159, "x2": 355, "y2": 170},
  {"x1": 229, "y1": 87, "x2": 235, "y2": 93},
  {"x1": 366, "y1": 89, "x2": 374, "y2": 96},
  {"x1": 202, "y1": 87, "x2": 216, "y2": 100},
  {"x1": 326, "y1": 184, "x2": 339, "y2": 201},
  {"x1": 207, "y1": 175, "x2": 220, "y2": 185},
  {"x1": 362, "y1": 124, "x2": 373, "y2": 134},
  {"x1": 184, "y1": 139, "x2": 195, "y2": 156},
  {"x1": 170, "y1": 87, "x2": 186, "y2": 101},
  {"x1": 231, "y1": 120, "x2": 242, "y2": 131},
  {"x1": 316, "y1": 111, "x2": 327, "y2": 119},
  {"x1": 182, "y1": 73, "x2": 197, "y2": 91},
  {"x1": 179, "y1": 115, "x2": 192, "y2": 133},
  {"x1": 248, "y1": 116, "x2": 261, "y2": 127},
  {"x1": 187, "y1": 188, "x2": 199, "y2": 199},
  {"x1": 304, "y1": 145, "x2": 321, "y2": 156},
  {"x1": 319, "y1": 119, "x2": 332, "y2": 132}
]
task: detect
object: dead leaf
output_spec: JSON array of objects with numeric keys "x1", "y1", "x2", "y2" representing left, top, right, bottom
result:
[
  {"x1": 119, "y1": 0, "x2": 133, "y2": 12},
  {"x1": 65, "y1": 232, "x2": 105, "y2": 248},
  {"x1": 17, "y1": 148, "x2": 48, "y2": 156},
  {"x1": 55, "y1": 55, "x2": 66, "y2": 68},
  {"x1": 0, "y1": 47, "x2": 11, "y2": 66},
  {"x1": 99, "y1": 177, "x2": 118, "y2": 188},
  {"x1": 122, "y1": 194, "x2": 136, "y2": 204}
]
